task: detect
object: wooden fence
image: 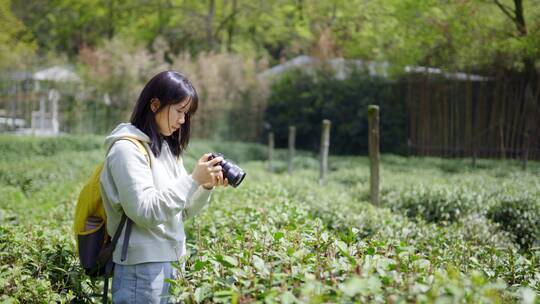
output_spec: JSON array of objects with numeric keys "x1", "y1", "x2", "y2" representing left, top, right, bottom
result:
[{"x1": 403, "y1": 74, "x2": 540, "y2": 160}]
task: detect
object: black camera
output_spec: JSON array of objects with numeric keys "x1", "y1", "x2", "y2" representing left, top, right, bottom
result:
[{"x1": 207, "y1": 153, "x2": 246, "y2": 188}]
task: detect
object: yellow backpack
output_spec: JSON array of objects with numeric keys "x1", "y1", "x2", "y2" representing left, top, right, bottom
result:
[{"x1": 73, "y1": 137, "x2": 149, "y2": 303}]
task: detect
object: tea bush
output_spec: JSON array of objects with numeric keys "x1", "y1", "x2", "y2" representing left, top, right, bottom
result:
[
  {"x1": 387, "y1": 185, "x2": 482, "y2": 223},
  {"x1": 0, "y1": 222, "x2": 95, "y2": 303},
  {"x1": 488, "y1": 196, "x2": 540, "y2": 249},
  {"x1": 0, "y1": 135, "x2": 102, "y2": 161},
  {"x1": 0, "y1": 135, "x2": 539, "y2": 302}
]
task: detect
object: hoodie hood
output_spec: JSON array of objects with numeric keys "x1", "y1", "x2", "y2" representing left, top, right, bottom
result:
[{"x1": 104, "y1": 123, "x2": 151, "y2": 152}]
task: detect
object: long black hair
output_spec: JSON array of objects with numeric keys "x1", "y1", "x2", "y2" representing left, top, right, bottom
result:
[{"x1": 131, "y1": 71, "x2": 199, "y2": 157}]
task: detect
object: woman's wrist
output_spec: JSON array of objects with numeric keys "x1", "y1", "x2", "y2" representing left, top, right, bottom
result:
[{"x1": 193, "y1": 174, "x2": 213, "y2": 190}]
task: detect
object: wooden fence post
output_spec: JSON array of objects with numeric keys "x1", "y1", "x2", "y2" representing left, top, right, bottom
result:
[
  {"x1": 268, "y1": 132, "x2": 274, "y2": 172},
  {"x1": 472, "y1": 146, "x2": 477, "y2": 168},
  {"x1": 319, "y1": 120, "x2": 331, "y2": 184},
  {"x1": 368, "y1": 105, "x2": 380, "y2": 207},
  {"x1": 471, "y1": 135, "x2": 477, "y2": 168},
  {"x1": 522, "y1": 131, "x2": 529, "y2": 171},
  {"x1": 499, "y1": 123, "x2": 506, "y2": 160},
  {"x1": 288, "y1": 126, "x2": 296, "y2": 174}
]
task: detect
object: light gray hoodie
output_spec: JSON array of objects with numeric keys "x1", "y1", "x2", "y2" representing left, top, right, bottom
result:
[{"x1": 100, "y1": 123, "x2": 212, "y2": 265}]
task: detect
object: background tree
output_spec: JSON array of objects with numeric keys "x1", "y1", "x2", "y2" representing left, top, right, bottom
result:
[{"x1": 0, "y1": 0, "x2": 35, "y2": 70}]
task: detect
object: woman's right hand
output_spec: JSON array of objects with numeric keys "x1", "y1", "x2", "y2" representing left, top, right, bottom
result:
[{"x1": 191, "y1": 153, "x2": 225, "y2": 189}]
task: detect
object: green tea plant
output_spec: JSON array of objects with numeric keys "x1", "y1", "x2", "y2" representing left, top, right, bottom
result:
[
  {"x1": 0, "y1": 135, "x2": 539, "y2": 303},
  {"x1": 488, "y1": 196, "x2": 540, "y2": 249}
]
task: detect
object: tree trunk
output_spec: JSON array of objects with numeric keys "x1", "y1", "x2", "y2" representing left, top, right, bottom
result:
[
  {"x1": 226, "y1": 0, "x2": 237, "y2": 52},
  {"x1": 206, "y1": 0, "x2": 216, "y2": 51},
  {"x1": 107, "y1": 0, "x2": 115, "y2": 39}
]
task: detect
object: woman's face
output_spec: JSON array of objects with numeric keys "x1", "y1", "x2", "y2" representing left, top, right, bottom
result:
[{"x1": 152, "y1": 98, "x2": 191, "y2": 136}]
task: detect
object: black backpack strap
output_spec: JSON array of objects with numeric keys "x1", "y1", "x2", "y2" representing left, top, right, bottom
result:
[
  {"x1": 120, "y1": 218, "x2": 133, "y2": 262},
  {"x1": 111, "y1": 214, "x2": 127, "y2": 248},
  {"x1": 99, "y1": 214, "x2": 128, "y2": 304},
  {"x1": 103, "y1": 275, "x2": 110, "y2": 304},
  {"x1": 110, "y1": 213, "x2": 133, "y2": 263},
  {"x1": 94, "y1": 214, "x2": 127, "y2": 275}
]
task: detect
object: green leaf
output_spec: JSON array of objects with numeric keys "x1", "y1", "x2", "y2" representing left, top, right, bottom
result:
[
  {"x1": 273, "y1": 231, "x2": 284, "y2": 241},
  {"x1": 252, "y1": 255, "x2": 269, "y2": 276},
  {"x1": 223, "y1": 255, "x2": 238, "y2": 267},
  {"x1": 194, "y1": 260, "x2": 208, "y2": 271},
  {"x1": 194, "y1": 285, "x2": 212, "y2": 303}
]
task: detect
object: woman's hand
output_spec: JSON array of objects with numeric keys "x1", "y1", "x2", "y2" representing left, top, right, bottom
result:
[{"x1": 191, "y1": 153, "x2": 229, "y2": 189}]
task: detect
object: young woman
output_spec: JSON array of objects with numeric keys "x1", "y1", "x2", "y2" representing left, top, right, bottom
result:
[{"x1": 99, "y1": 71, "x2": 227, "y2": 303}]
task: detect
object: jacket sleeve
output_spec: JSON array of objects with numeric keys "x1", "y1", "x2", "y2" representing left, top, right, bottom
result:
[
  {"x1": 177, "y1": 157, "x2": 213, "y2": 220},
  {"x1": 107, "y1": 140, "x2": 197, "y2": 228}
]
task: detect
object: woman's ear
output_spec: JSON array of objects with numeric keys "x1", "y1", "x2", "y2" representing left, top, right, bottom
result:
[{"x1": 150, "y1": 98, "x2": 161, "y2": 113}]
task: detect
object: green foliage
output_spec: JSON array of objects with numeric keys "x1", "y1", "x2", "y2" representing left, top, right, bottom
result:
[
  {"x1": 9, "y1": 0, "x2": 539, "y2": 72},
  {"x1": 0, "y1": 0, "x2": 35, "y2": 70},
  {"x1": 0, "y1": 134, "x2": 102, "y2": 161},
  {"x1": 339, "y1": 0, "x2": 540, "y2": 71},
  {"x1": 388, "y1": 185, "x2": 481, "y2": 223},
  {"x1": 488, "y1": 196, "x2": 540, "y2": 249},
  {"x1": 11, "y1": 0, "x2": 122, "y2": 57},
  {"x1": 265, "y1": 67, "x2": 407, "y2": 154},
  {"x1": 0, "y1": 135, "x2": 539, "y2": 302},
  {"x1": 0, "y1": 144, "x2": 103, "y2": 302},
  {"x1": 8, "y1": 0, "x2": 316, "y2": 60},
  {"x1": 169, "y1": 159, "x2": 539, "y2": 302},
  {"x1": 0, "y1": 223, "x2": 95, "y2": 303}
]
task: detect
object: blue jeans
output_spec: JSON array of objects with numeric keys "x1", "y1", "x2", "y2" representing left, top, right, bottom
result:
[{"x1": 112, "y1": 262, "x2": 179, "y2": 304}]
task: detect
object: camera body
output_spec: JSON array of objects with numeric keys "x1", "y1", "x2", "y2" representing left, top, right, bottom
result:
[{"x1": 208, "y1": 153, "x2": 246, "y2": 188}]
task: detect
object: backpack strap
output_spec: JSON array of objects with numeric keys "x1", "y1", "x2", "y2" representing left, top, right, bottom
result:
[
  {"x1": 110, "y1": 214, "x2": 128, "y2": 251},
  {"x1": 100, "y1": 214, "x2": 129, "y2": 304},
  {"x1": 100, "y1": 137, "x2": 151, "y2": 303},
  {"x1": 120, "y1": 220, "x2": 133, "y2": 262},
  {"x1": 117, "y1": 136, "x2": 151, "y2": 165},
  {"x1": 109, "y1": 137, "x2": 151, "y2": 262}
]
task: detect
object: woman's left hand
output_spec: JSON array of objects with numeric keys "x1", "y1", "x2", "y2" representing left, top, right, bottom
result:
[
  {"x1": 202, "y1": 173, "x2": 228, "y2": 189},
  {"x1": 192, "y1": 153, "x2": 229, "y2": 189}
]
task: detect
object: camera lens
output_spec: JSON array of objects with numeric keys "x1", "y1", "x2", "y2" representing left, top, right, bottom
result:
[
  {"x1": 208, "y1": 153, "x2": 246, "y2": 188},
  {"x1": 223, "y1": 163, "x2": 246, "y2": 187}
]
